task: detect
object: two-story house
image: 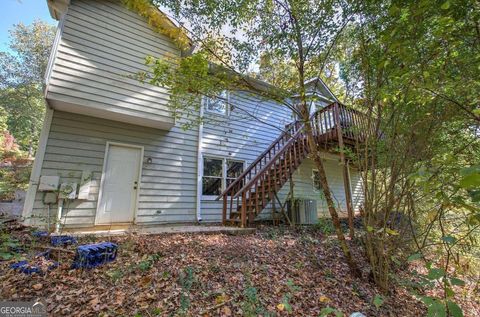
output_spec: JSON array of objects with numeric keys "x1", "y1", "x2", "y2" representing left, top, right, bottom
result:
[{"x1": 22, "y1": 0, "x2": 364, "y2": 230}]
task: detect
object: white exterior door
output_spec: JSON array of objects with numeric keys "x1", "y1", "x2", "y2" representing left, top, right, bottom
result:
[{"x1": 96, "y1": 144, "x2": 142, "y2": 224}]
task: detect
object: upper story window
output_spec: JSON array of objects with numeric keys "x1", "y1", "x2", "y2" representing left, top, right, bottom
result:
[
  {"x1": 205, "y1": 91, "x2": 229, "y2": 116},
  {"x1": 202, "y1": 156, "x2": 244, "y2": 197}
]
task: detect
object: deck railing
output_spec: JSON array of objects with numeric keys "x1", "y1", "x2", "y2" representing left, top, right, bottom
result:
[{"x1": 218, "y1": 102, "x2": 366, "y2": 227}]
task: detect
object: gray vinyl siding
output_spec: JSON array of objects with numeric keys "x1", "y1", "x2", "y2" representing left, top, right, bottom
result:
[
  {"x1": 45, "y1": 0, "x2": 177, "y2": 129},
  {"x1": 200, "y1": 91, "x2": 293, "y2": 221},
  {"x1": 198, "y1": 92, "x2": 363, "y2": 222},
  {"x1": 31, "y1": 111, "x2": 198, "y2": 227},
  {"x1": 277, "y1": 158, "x2": 364, "y2": 218}
]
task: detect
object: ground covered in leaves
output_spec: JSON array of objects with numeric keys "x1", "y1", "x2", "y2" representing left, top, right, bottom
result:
[{"x1": 1, "y1": 225, "x2": 478, "y2": 316}]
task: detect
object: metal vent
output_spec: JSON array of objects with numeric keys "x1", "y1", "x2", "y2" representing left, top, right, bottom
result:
[{"x1": 287, "y1": 199, "x2": 317, "y2": 225}]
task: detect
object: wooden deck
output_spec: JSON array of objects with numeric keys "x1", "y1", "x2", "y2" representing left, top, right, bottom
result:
[{"x1": 218, "y1": 102, "x2": 366, "y2": 228}]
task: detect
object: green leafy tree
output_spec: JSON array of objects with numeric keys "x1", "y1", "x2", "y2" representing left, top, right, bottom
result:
[
  {"x1": 337, "y1": 2, "x2": 479, "y2": 314},
  {"x1": 143, "y1": 0, "x2": 362, "y2": 276},
  {"x1": 0, "y1": 20, "x2": 56, "y2": 155}
]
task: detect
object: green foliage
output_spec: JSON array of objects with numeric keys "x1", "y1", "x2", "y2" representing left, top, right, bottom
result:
[
  {"x1": 0, "y1": 20, "x2": 55, "y2": 154},
  {"x1": 137, "y1": 253, "x2": 162, "y2": 272},
  {"x1": 0, "y1": 232, "x2": 21, "y2": 260},
  {"x1": 122, "y1": 0, "x2": 190, "y2": 50},
  {"x1": 373, "y1": 294, "x2": 384, "y2": 309},
  {"x1": 241, "y1": 284, "x2": 271, "y2": 317},
  {"x1": 146, "y1": 0, "x2": 479, "y2": 301},
  {"x1": 280, "y1": 279, "x2": 300, "y2": 313},
  {"x1": 106, "y1": 268, "x2": 124, "y2": 284},
  {"x1": 314, "y1": 218, "x2": 336, "y2": 235},
  {"x1": 177, "y1": 266, "x2": 195, "y2": 315},
  {"x1": 319, "y1": 306, "x2": 344, "y2": 317}
]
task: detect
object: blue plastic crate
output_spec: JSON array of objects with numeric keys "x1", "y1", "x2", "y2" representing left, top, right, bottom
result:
[
  {"x1": 10, "y1": 251, "x2": 58, "y2": 275},
  {"x1": 72, "y1": 242, "x2": 118, "y2": 269},
  {"x1": 32, "y1": 231, "x2": 49, "y2": 238},
  {"x1": 50, "y1": 235, "x2": 77, "y2": 247},
  {"x1": 10, "y1": 260, "x2": 43, "y2": 275}
]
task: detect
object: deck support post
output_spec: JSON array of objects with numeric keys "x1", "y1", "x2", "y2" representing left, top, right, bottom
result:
[
  {"x1": 222, "y1": 194, "x2": 227, "y2": 225},
  {"x1": 241, "y1": 192, "x2": 247, "y2": 228},
  {"x1": 334, "y1": 103, "x2": 355, "y2": 239},
  {"x1": 288, "y1": 173, "x2": 295, "y2": 227}
]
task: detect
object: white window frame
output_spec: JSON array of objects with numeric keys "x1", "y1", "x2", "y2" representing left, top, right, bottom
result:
[
  {"x1": 204, "y1": 91, "x2": 230, "y2": 116},
  {"x1": 201, "y1": 155, "x2": 245, "y2": 200}
]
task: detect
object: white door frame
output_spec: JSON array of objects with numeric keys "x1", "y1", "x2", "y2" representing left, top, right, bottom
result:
[{"x1": 95, "y1": 142, "x2": 144, "y2": 225}]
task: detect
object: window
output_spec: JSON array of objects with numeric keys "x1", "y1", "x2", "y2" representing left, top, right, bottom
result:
[
  {"x1": 205, "y1": 91, "x2": 229, "y2": 116},
  {"x1": 202, "y1": 156, "x2": 244, "y2": 196},
  {"x1": 312, "y1": 170, "x2": 321, "y2": 192},
  {"x1": 202, "y1": 157, "x2": 223, "y2": 196},
  {"x1": 226, "y1": 160, "x2": 244, "y2": 188}
]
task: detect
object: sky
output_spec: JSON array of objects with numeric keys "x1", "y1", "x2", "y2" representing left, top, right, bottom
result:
[{"x1": 0, "y1": 0, "x2": 56, "y2": 52}]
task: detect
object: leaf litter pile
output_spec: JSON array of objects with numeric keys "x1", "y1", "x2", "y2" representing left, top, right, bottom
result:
[{"x1": 1, "y1": 224, "x2": 478, "y2": 316}]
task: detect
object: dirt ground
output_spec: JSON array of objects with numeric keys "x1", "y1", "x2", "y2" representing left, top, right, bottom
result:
[{"x1": 1, "y1": 224, "x2": 478, "y2": 316}]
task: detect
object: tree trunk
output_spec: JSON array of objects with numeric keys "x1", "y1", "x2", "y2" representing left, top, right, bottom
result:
[{"x1": 303, "y1": 118, "x2": 361, "y2": 277}]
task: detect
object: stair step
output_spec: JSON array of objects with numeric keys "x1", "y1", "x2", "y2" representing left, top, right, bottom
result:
[{"x1": 236, "y1": 204, "x2": 265, "y2": 211}]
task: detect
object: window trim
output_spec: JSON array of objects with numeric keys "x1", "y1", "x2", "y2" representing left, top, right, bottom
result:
[
  {"x1": 201, "y1": 155, "x2": 245, "y2": 200},
  {"x1": 204, "y1": 91, "x2": 230, "y2": 116}
]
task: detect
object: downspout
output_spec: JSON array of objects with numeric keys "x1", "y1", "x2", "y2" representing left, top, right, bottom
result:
[{"x1": 195, "y1": 103, "x2": 204, "y2": 222}]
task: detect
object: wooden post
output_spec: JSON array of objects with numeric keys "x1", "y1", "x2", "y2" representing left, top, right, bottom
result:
[
  {"x1": 241, "y1": 191, "x2": 247, "y2": 228},
  {"x1": 272, "y1": 189, "x2": 277, "y2": 224},
  {"x1": 334, "y1": 103, "x2": 355, "y2": 239},
  {"x1": 222, "y1": 193, "x2": 227, "y2": 225},
  {"x1": 289, "y1": 173, "x2": 295, "y2": 227}
]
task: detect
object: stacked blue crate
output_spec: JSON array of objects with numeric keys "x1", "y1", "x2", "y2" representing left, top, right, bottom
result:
[
  {"x1": 71, "y1": 242, "x2": 118, "y2": 269},
  {"x1": 10, "y1": 250, "x2": 58, "y2": 275},
  {"x1": 50, "y1": 235, "x2": 77, "y2": 246}
]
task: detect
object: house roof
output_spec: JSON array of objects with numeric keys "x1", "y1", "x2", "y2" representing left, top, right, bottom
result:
[
  {"x1": 47, "y1": 0, "x2": 70, "y2": 20},
  {"x1": 304, "y1": 77, "x2": 338, "y2": 103}
]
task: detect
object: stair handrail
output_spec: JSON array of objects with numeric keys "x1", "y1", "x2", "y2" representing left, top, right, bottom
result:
[
  {"x1": 216, "y1": 102, "x2": 363, "y2": 201},
  {"x1": 215, "y1": 119, "x2": 302, "y2": 200},
  {"x1": 231, "y1": 120, "x2": 308, "y2": 199},
  {"x1": 231, "y1": 103, "x2": 345, "y2": 199}
]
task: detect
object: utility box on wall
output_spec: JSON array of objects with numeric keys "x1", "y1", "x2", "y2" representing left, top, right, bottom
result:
[
  {"x1": 38, "y1": 176, "x2": 60, "y2": 191},
  {"x1": 59, "y1": 183, "x2": 77, "y2": 200}
]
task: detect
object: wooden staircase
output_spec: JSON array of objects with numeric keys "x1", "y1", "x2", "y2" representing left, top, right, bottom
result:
[{"x1": 217, "y1": 102, "x2": 367, "y2": 227}]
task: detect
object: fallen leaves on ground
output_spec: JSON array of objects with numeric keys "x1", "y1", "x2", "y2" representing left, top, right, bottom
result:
[{"x1": 1, "y1": 225, "x2": 478, "y2": 316}]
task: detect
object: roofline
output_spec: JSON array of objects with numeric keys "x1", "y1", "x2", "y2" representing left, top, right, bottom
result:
[
  {"x1": 47, "y1": 0, "x2": 70, "y2": 20},
  {"x1": 304, "y1": 77, "x2": 339, "y2": 102},
  {"x1": 208, "y1": 63, "x2": 287, "y2": 96}
]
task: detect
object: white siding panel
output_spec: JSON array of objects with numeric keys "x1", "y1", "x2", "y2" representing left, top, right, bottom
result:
[
  {"x1": 267, "y1": 158, "x2": 364, "y2": 220},
  {"x1": 32, "y1": 111, "x2": 198, "y2": 228},
  {"x1": 200, "y1": 91, "x2": 293, "y2": 221},
  {"x1": 46, "y1": 0, "x2": 178, "y2": 129}
]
